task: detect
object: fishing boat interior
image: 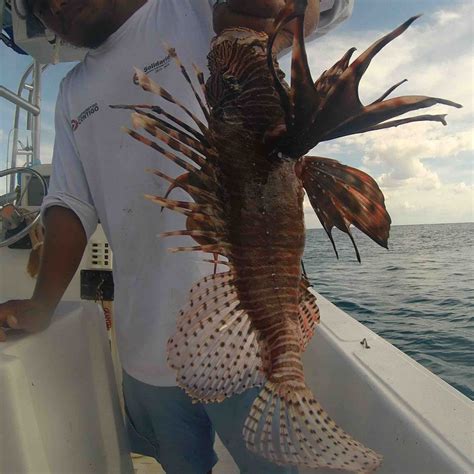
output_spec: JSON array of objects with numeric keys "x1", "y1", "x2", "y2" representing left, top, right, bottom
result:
[{"x1": 0, "y1": 1, "x2": 472, "y2": 473}]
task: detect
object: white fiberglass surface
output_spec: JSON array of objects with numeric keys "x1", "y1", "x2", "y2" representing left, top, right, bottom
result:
[
  {"x1": 0, "y1": 245, "x2": 82, "y2": 302},
  {"x1": 300, "y1": 293, "x2": 473, "y2": 474},
  {"x1": 0, "y1": 302, "x2": 133, "y2": 474}
]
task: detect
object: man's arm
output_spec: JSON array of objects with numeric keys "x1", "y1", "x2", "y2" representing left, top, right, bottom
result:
[
  {"x1": 213, "y1": 0, "x2": 320, "y2": 54},
  {"x1": 0, "y1": 206, "x2": 87, "y2": 340},
  {"x1": 32, "y1": 206, "x2": 87, "y2": 310}
]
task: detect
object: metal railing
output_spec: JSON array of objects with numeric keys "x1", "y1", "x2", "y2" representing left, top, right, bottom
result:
[{"x1": 0, "y1": 61, "x2": 48, "y2": 191}]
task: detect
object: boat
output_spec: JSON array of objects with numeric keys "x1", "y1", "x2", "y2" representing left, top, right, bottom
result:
[{"x1": 1, "y1": 2, "x2": 472, "y2": 472}]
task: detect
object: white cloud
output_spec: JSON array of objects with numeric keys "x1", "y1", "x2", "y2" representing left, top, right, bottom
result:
[
  {"x1": 345, "y1": 123, "x2": 472, "y2": 192},
  {"x1": 453, "y1": 182, "x2": 474, "y2": 194},
  {"x1": 383, "y1": 182, "x2": 473, "y2": 225},
  {"x1": 433, "y1": 10, "x2": 462, "y2": 27}
]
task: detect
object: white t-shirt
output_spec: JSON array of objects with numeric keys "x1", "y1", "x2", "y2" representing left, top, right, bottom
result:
[{"x1": 42, "y1": 0, "x2": 353, "y2": 386}]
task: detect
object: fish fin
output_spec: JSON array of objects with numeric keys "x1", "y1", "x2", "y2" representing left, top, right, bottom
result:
[
  {"x1": 110, "y1": 103, "x2": 207, "y2": 144},
  {"x1": 164, "y1": 43, "x2": 210, "y2": 122},
  {"x1": 271, "y1": 0, "x2": 319, "y2": 135},
  {"x1": 298, "y1": 279, "x2": 320, "y2": 350},
  {"x1": 122, "y1": 127, "x2": 199, "y2": 173},
  {"x1": 160, "y1": 230, "x2": 221, "y2": 240},
  {"x1": 144, "y1": 169, "x2": 228, "y2": 256},
  {"x1": 148, "y1": 171, "x2": 220, "y2": 211},
  {"x1": 168, "y1": 244, "x2": 230, "y2": 254},
  {"x1": 313, "y1": 47, "x2": 357, "y2": 104},
  {"x1": 301, "y1": 156, "x2": 391, "y2": 261},
  {"x1": 144, "y1": 195, "x2": 214, "y2": 215},
  {"x1": 167, "y1": 271, "x2": 266, "y2": 402},
  {"x1": 288, "y1": 2, "x2": 319, "y2": 135},
  {"x1": 133, "y1": 68, "x2": 208, "y2": 134},
  {"x1": 132, "y1": 112, "x2": 208, "y2": 167},
  {"x1": 275, "y1": 15, "x2": 461, "y2": 157},
  {"x1": 192, "y1": 63, "x2": 207, "y2": 104},
  {"x1": 243, "y1": 381, "x2": 382, "y2": 472},
  {"x1": 266, "y1": 1, "x2": 298, "y2": 133}
]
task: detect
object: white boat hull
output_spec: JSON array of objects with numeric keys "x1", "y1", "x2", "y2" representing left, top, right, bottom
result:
[{"x1": 0, "y1": 292, "x2": 472, "y2": 473}]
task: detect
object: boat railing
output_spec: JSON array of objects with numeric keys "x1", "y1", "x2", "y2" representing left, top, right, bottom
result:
[{"x1": 0, "y1": 61, "x2": 48, "y2": 181}]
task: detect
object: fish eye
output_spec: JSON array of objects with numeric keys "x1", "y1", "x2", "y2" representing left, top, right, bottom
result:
[{"x1": 222, "y1": 74, "x2": 240, "y2": 91}]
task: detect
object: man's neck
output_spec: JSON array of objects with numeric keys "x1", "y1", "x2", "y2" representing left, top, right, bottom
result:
[{"x1": 111, "y1": 0, "x2": 148, "y2": 33}]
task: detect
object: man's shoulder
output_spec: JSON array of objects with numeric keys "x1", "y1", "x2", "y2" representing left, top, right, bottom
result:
[{"x1": 58, "y1": 61, "x2": 86, "y2": 98}]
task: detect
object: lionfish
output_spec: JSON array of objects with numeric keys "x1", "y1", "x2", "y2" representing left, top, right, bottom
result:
[{"x1": 114, "y1": 1, "x2": 461, "y2": 471}]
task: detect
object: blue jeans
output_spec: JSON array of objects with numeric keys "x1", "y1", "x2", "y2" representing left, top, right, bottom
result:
[{"x1": 122, "y1": 371, "x2": 298, "y2": 474}]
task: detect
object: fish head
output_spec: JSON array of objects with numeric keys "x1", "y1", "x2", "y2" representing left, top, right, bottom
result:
[{"x1": 206, "y1": 28, "x2": 287, "y2": 137}]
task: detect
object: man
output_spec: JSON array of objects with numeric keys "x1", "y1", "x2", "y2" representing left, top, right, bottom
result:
[{"x1": 0, "y1": 1, "x2": 352, "y2": 472}]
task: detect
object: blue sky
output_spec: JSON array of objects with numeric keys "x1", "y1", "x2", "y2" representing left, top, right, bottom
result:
[{"x1": 1, "y1": 0, "x2": 472, "y2": 227}]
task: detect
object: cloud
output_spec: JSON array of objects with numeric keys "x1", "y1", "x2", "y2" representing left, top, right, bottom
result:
[
  {"x1": 453, "y1": 182, "x2": 474, "y2": 194},
  {"x1": 345, "y1": 123, "x2": 473, "y2": 191},
  {"x1": 433, "y1": 10, "x2": 462, "y2": 26},
  {"x1": 402, "y1": 201, "x2": 416, "y2": 210},
  {"x1": 383, "y1": 181, "x2": 473, "y2": 225}
]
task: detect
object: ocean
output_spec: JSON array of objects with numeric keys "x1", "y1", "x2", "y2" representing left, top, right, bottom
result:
[{"x1": 303, "y1": 222, "x2": 473, "y2": 400}]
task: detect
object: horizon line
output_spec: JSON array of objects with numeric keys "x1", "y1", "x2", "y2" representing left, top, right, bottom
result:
[{"x1": 306, "y1": 221, "x2": 473, "y2": 230}]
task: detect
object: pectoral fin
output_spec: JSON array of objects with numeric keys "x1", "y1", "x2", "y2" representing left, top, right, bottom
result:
[{"x1": 301, "y1": 156, "x2": 391, "y2": 262}]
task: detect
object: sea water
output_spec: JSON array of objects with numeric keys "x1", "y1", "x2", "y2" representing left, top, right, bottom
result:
[{"x1": 303, "y1": 222, "x2": 473, "y2": 399}]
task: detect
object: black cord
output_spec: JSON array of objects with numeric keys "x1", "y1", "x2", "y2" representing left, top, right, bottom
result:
[{"x1": 301, "y1": 259, "x2": 308, "y2": 279}]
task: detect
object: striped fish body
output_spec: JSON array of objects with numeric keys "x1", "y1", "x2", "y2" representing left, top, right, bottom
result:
[
  {"x1": 207, "y1": 30, "x2": 308, "y2": 385},
  {"x1": 221, "y1": 144, "x2": 306, "y2": 386},
  {"x1": 118, "y1": 1, "x2": 461, "y2": 471}
]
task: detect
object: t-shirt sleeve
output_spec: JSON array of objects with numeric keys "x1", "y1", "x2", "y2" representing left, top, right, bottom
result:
[
  {"x1": 40, "y1": 80, "x2": 98, "y2": 240},
  {"x1": 311, "y1": 0, "x2": 353, "y2": 39}
]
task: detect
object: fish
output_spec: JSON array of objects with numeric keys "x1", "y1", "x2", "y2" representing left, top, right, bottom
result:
[{"x1": 113, "y1": 1, "x2": 461, "y2": 471}]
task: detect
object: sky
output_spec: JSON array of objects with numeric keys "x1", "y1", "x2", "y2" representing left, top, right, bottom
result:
[{"x1": 0, "y1": 0, "x2": 472, "y2": 228}]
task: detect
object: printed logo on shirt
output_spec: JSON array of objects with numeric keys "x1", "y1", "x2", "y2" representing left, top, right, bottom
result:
[
  {"x1": 71, "y1": 102, "x2": 100, "y2": 131},
  {"x1": 133, "y1": 54, "x2": 171, "y2": 84}
]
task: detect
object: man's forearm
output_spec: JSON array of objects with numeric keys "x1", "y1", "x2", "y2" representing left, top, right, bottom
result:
[
  {"x1": 32, "y1": 206, "x2": 87, "y2": 310},
  {"x1": 213, "y1": 0, "x2": 320, "y2": 53}
]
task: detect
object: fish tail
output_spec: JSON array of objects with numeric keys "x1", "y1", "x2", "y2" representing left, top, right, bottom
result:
[{"x1": 244, "y1": 381, "x2": 382, "y2": 472}]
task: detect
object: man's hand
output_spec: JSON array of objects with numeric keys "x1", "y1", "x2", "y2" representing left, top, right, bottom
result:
[
  {"x1": 0, "y1": 299, "x2": 54, "y2": 341},
  {"x1": 0, "y1": 206, "x2": 88, "y2": 342},
  {"x1": 213, "y1": 0, "x2": 320, "y2": 54}
]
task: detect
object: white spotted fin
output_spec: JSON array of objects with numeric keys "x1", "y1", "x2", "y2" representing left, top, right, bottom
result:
[
  {"x1": 166, "y1": 271, "x2": 320, "y2": 402},
  {"x1": 167, "y1": 271, "x2": 267, "y2": 402},
  {"x1": 243, "y1": 381, "x2": 383, "y2": 472}
]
